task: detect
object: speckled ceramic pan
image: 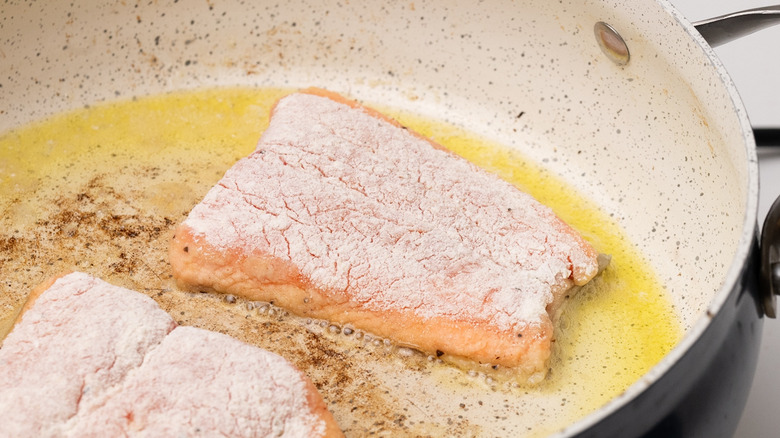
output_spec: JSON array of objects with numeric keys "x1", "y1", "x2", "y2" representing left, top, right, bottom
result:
[{"x1": 0, "y1": 0, "x2": 774, "y2": 437}]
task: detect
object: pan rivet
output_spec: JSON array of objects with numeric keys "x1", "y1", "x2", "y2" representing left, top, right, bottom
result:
[{"x1": 594, "y1": 22, "x2": 630, "y2": 66}]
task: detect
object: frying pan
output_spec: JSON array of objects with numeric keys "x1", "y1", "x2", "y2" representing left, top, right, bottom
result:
[{"x1": 2, "y1": 0, "x2": 780, "y2": 436}]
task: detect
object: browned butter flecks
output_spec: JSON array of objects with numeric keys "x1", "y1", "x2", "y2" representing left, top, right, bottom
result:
[{"x1": 0, "y1": 87, "x2": 681, "y2": 438}]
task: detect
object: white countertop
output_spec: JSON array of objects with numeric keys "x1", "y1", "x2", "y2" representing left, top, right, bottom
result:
[{"x1": 669, "y1": 1, "x2": 780, "y2": 436}]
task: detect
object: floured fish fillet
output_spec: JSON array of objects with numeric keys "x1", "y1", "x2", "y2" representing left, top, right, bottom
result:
[
  {"x1": 170, "y1": 89, "x2": 600, "y2": 381},
  {"x1": 0, "y1": 272, "x2": 343, "y2": 438}
]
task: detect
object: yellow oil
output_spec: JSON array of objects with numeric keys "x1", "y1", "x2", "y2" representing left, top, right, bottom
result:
[{"x1": 0, "y1": 87, "x2": 681, "y2": 436}]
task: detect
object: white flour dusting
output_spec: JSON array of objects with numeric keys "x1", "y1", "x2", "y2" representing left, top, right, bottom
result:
[{"x1": 184, "y1": 92, "x2": 598, "y2": 331}]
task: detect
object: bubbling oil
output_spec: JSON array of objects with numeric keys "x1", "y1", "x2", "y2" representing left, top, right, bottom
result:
[{"x1": 0, "y1": 87, "x2": 681, "y2": 437}]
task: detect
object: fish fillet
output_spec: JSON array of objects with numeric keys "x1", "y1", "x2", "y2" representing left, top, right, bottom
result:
[
  {"x1": 170, "y1": 89, "x2": 600, "y2": 380},
  {"x1": 0, "y1": 272, "x2": 342, "y2": 438}
]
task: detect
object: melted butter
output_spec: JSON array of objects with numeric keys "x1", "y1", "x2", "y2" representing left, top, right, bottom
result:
[{"x1": 0, "y1": 87, "x2": 681, "y2": 437}]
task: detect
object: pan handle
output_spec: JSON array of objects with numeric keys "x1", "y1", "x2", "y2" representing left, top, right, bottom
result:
[
  {"x1": 761, "y1": 194, "x2": 780, "y2": 318},
  {"x1": 693, "y1": 6, "x2": 780, "y2": 47}
]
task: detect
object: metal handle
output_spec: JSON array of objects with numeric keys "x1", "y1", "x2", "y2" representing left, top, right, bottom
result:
[
  {"x1": 761, "y1": 194, "x2": 780, "y2": 318},
  {"x1": 693, "y1": 6, "x2": 780, "y2": 48}
]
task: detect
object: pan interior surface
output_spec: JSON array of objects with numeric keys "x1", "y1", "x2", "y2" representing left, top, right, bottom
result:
[
  {"x1": 1, "y1": 0, "x2": 750, "y2": 325},
  {"x1": 0, "y1": 86, "x2": 681, "y2": 437},
  {"x1": 0, "y1": 0, "x2": 756, "y2": 436}
]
